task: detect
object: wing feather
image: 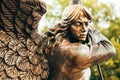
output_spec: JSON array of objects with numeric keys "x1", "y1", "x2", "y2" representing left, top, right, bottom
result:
[
  {"x1": 8, "y1": 40, "x2": 18, "y2": 51},
  {"x1": 4, "y1": 50, "x2": 18, "y2": 66},
  {"x1": 5, "y1": 66, "x2": 19, "y2": 78},
  {"x1": 31, "y1": 64, "x2": 42, "y2": 75},
  {"x1": 17, "y1": 43, "x2": 30, "y2": 57},
  {"x1": 0, "y1": 62, "x2": 8, "y2": 71},
  {"x1": 27, "y1": 38, "x2": 38, "y2": 52},
  {"x1": 0, "y1": 0, "x2": 48, "y2": 79},
  {"x1": 29, "y1": 53, "x2": 40, "y2": 65},
  {"x1": 0, "y1": 30, "x2": 11, "y2": 45},
  {"x1": 16, "y1": 56, "x2": 31, "y2": 71},
  {"x1": 20, "y1": 71, "x2": 33, "y2": 80},
  {"x1": 0, "y1": 71, "x2": 9, "y2": 80}
]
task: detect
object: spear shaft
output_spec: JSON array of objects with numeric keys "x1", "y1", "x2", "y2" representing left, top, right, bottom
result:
[{"x1": 97, "y1": 64, "x2": 104, "y2": 80}]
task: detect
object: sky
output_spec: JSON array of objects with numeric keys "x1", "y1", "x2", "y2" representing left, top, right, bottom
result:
[
  {"x1": 42, "y1": 0, "x2": 120, "y2": 17},
  {"x1": 98, "y1": 0, "x2": 120, "y2": 17},
  {"x1": 38, "y1": 0, "x2": 120, "y2": 33}
]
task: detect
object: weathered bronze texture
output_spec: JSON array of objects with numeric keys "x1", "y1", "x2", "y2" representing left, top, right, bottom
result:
[
  {"x1": 0, "y1": 0, "x2": 49, "y2": 80},
  {"x1": 0, "y1": 0, "x2": 116, "y2": 80}
]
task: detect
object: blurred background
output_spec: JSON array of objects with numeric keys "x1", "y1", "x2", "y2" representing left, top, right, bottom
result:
[{"x1": 38, "y1": 0, "x2": 120, "y2": 80}]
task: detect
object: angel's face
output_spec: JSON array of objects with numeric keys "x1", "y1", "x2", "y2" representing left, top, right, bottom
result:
[{"x1": 70, "y1": 12, "x2": 90, "y2": 42}]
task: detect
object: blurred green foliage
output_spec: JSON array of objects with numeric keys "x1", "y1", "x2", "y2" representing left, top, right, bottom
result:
[{"x1": 41, "y1": 0, "x2": 120, "y2": 79}]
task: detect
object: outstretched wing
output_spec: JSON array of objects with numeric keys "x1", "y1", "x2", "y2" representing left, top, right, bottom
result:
[{"x1": 0, "y1": 0, "x2": 49, "y2": 80}]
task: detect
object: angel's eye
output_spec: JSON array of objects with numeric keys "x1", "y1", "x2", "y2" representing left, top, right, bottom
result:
[{"x1": 74, "y1": 22, "x2": 83, "y2": 26}]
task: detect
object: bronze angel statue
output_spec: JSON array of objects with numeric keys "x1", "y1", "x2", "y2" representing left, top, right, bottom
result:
[{"x1": 0, "y1": 0, "x2": 116, "y2": 80}]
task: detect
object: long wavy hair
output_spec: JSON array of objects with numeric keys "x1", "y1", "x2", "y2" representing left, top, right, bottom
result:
[{"x1": 42, "y1": 4, "x2": 92, "y2": 55}]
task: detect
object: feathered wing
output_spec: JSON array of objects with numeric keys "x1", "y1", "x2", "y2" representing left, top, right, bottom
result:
[{"x1": 0, "y1": 0, "x2": 49, "y2": 80}]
